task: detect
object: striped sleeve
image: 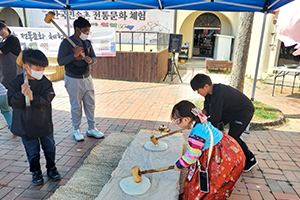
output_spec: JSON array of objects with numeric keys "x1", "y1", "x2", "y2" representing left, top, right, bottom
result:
[
  {"x1": 0, "y1": 84, "x2": 7, "y2": 96},
  {"x1": 176, "y1": 134, "x2": 205, "y2": 169}
]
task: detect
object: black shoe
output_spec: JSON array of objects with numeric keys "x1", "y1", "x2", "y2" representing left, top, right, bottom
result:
[
  {"x1": 47, "y1": 167, "x2": 61, "y2": 181},
  {"x1": 243, "y1": 157, "x2": 258, "y2": 172},
  {"x1": 178, "y1": 193, "x2": 184, "y2": 200},
  {"x1": 32, "y1": 171, "x2": 44, "y2": 186}
]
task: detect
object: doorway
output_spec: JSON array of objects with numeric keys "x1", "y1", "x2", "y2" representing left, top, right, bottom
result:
[
  {"x1": 193, "y1": 13, "x2": 221, "y2": 58},
  {"x1": 193, "y1": 28, "x2": 220, "y2": 58},
  {"x1": 0, "y1": 8, "x2": 22, "y2": 27}
]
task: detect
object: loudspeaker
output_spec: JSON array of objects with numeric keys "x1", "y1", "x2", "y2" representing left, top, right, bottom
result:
[{"x1": 168, "y1": 34, "x2": 183, "y2": 53}]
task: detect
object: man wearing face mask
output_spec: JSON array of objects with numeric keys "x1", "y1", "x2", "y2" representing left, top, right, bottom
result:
[
  {"x1": 0, "y1": 22, "x2": 22, "y2": 89},
  {"x1": 57, "y1": 17, "x2": 104, "y2": 141}
]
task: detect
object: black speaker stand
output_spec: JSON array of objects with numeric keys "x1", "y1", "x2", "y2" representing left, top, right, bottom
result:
[{"x1": 163, "y1": 52, "x2": 183, "y2": 84}]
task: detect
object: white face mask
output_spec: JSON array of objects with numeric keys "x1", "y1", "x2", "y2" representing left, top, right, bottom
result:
[
  {"x1": 79, "y1": 31, "x2": 89, "y2": 40},
  {"x1": 28, "y1": 68, "x2": 44, "y2": 80}
]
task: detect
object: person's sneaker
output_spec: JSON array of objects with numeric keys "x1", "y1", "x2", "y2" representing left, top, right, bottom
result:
[
  {"x1": 32, "y1": 171, "x2": 43, "y2": 186},
  {"x1": 243, "y1": 157, "x2": 258, "y2": 172},
  {"x1": 73, "y1": 129, "x2": 84, "y2": 141},
  {"x1": 47, "y1": 167, "x2": 61, "y2": 181},
  {"x1": 86, "y1": 128, "x2": 104, "y2": 139}
]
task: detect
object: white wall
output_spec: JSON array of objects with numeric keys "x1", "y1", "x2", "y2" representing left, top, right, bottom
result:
[
  {"x1": 246, "y1": 12, "x2": 277, "y2": 79},
  {"x1": 0, "y1": 7, "x2": 25, "y2": 27}
]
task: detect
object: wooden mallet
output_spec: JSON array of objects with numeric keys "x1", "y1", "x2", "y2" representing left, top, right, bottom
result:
[
  {"x1": 16, "y1": 52, "x2": 30, "y2": 107},
  {"x1": 131, "y1": 165, "x2": 175, "y2": 183},
  {"x1": 44, "y1": 11, "x2": 85, "y2": 58},
  {"x1": 150, "y1": 127, "x2": 188, "y2": 145}
]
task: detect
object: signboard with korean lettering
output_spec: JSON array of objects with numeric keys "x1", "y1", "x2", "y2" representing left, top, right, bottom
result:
[
  {"x1": 10, "y1": 27, "x2": 116, "y2": 57},
  {"x1": 27, "y1": 9, "x2": 174, "y2": 34},
  {"x1": 89, "y1": 28, "x2": 116, "y2": 57}
]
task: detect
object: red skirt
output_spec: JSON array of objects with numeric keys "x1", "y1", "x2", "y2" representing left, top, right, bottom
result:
[{"x1": 182, "y1": 133, "x2": 245, "y2": 200}]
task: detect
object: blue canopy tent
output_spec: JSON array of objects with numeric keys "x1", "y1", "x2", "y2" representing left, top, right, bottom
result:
[
  {"x1": 0, "y1": 0, "x2": 293, "y2": 12},
  {"x1": 0, "y1": 0, "x2": 295, "y2": 100}
]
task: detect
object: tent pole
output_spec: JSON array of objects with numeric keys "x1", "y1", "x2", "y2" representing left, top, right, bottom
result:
[
  {"x1": 174, "y1": 10, "x2": 177, "y2": 33},
  {"x1": 22, "y1": 8, "x2": 28, "y2": 27},
  {"x1": 66, "y1": 0, "x2": 70, "y2": 36},
  {"x1": 67, "y1": 10, "x2": 70, "y2": 36},
  {"x1": 246, "y1": 11, "x2": 267, "y2": 132},
  {"x1": 251, "y1": 11, "x2": 267, "y2": 101}
]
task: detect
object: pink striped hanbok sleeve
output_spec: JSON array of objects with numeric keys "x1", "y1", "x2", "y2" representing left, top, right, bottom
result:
[{"x1": 176, "y1": 134, "x2": 206, "y2": 169}]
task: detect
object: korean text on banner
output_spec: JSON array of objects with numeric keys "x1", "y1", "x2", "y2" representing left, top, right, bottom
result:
[{"x1": 9, "y1": 27, "x2": 116, "y2": 57}]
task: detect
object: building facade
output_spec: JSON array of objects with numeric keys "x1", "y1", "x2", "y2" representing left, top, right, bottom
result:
[{"x1": 176, "y1": 10, "x2": 280, "y2": 79}]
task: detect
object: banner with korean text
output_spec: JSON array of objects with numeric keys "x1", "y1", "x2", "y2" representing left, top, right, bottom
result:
[
  {"x1": 10, "y1": 27, "x2": 116, "y2": 57},
  {"x1": 28, "y1": 9, "x2": 174, "y2": 33}
]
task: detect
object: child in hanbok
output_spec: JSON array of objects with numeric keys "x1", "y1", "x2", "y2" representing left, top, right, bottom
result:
[{"x1": 172, "y1": 100, "x2": 245, "y2": 199}]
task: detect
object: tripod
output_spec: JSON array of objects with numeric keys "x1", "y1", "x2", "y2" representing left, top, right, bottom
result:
[{"x1": 163, "y1": 52, "x2": 183, "y2": 84}]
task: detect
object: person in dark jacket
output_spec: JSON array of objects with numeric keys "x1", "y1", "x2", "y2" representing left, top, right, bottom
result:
[
  {"x1": 7, "y1": 48, "x2": 60, "y2": 186},
  {"x1": 0, "y1": 22, "x2": 22, "y2": 88},
  {"x1": 190, "y1": 73, "x2": 257, "y2": 173},
  {"x1": 57, "y1": 16, "x2": 104, "y2": 142}
]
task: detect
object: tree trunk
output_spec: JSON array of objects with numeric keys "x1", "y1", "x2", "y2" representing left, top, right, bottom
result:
[{"x1": 229, "y1": 12, "x2": 254, "y2": 93}]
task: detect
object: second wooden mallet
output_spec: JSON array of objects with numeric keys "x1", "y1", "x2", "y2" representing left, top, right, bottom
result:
[
  {"x1": 16, "y1": 52, "x2": 30, "y2": 107},
  {"x1": 44, "y1": 11, "x2": 85, "y2": 58},
  {"x1": 150, "y1": 127, "x2": 188, "y2": 145},
  {"x1": 131, "y1": 165, "x2": 175, "y2": 183}
]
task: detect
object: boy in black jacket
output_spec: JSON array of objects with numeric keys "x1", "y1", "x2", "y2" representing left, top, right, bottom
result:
[
  {"x1": 8, "y1": 49, "x2": 60, "y2": 185},
  {"x1": 190, "y1": 73, "x2": 257, "y2": 173}
]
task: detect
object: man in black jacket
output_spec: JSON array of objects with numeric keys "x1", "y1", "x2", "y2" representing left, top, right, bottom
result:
[
  {"x1": 8, "y1": 49, "x2": 60, "y2": 185},
  {"x1": 0, "y1": 22, "x2": 22, "y2": 88},
  {"x1": 190, "y1": 73, "x2": 257, "y2": 172}
]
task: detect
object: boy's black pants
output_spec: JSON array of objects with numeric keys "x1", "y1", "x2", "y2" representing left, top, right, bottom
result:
[
  {"x1": 22, "y1": 133, "x2": 56, "y2": 172},
  {"x1": 227, "y1": 110, "x2": 254, "y2": 161}
]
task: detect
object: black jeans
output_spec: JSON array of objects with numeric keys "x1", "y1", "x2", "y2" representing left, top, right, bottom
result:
[
  {"x1": 22, "y1": 133, "x2": 56, "y2": 172},
  {"x1": 227, "y1": 110, "x2": 254, "y2": 160}
]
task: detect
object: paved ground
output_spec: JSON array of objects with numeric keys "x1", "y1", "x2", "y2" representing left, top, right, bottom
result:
[{"x1": 0, "y1": 60, "x2": 299, "y2": 199}]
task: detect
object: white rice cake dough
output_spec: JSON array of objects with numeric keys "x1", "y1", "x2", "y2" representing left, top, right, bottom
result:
[
  {"x1": 119, "y1": 176, "x2": 151, "y2": 195},
  {"x1": 143, "y1": 141, "x2": 168, "y2": 151}
]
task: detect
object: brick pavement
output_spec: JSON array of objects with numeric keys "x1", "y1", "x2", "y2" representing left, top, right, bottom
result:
[{"x1": 0, "y1": 66, "x2": 299, "y2": 199}]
